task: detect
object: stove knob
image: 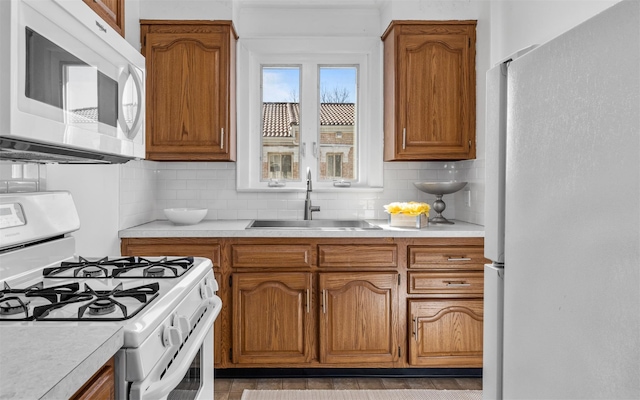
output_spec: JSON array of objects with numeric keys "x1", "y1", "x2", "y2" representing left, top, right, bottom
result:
[
  {"x1": 162, "y1": 325, "x2": 182, "y2": 347},
  {"x1": 200, "y1": 281, "x2": 214, "y2": 299},
  {"x1": 175, "y1": 315, "x2": 190, "y2": 336}
]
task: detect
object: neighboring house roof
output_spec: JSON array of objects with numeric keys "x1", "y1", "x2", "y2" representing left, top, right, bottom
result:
[{"x1": 262, "y1": 102, "x2": 354, "y2": 137}]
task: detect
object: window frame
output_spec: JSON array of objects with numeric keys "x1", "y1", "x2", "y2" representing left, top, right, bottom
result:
[{"x1": 236, "y1": 37, "x2": 383, "y2": 192}]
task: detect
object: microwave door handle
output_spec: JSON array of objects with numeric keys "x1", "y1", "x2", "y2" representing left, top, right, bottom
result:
[{"x1": 121, "y1": 64, "x2": 144, "y2": 139}]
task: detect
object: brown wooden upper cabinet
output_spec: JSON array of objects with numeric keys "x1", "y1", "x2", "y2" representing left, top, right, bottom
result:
[
  {"x1": 382, "y1": 21, "x2": 476, "y2": 161},
  {"x1": 83, "y1": 0, "x2": 124, "y2": 37},
  {"x1": 140, "y1": 20, "x2": 237, "y2": 161}
]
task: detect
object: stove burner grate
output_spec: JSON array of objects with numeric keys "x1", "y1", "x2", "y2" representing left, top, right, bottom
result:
[
  {"x1": 31, "y1": 282, "x2": 160, "y2": 321},
  {"x1": 42, "y1": 256, "x2": 195, "y2": 279},
  {"x1": 0, "y1": 282, "x2": 81, "y2": 320},
  {"x1": 0, "y1": 297, "x2": 31, "y2": 316}
]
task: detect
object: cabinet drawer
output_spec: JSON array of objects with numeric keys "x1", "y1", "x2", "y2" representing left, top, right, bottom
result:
[
  {"x1": 408, "y1": 271, "x2": 483, "y2": 296},
  {"x1": 120, "y1": 239, "x2": 221, "y2": 268},
  {"x1": 232, "y1": 244, "x2": 312, "y2": 268},
  {"x1": 318, "y1": 245, "x2": 397, "y2": 268},
  {"x1": 408, "y1": 246, "x2": 485, "y2": 269}
]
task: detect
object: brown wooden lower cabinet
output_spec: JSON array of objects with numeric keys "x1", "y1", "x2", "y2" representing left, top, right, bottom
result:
[
  {"x1": 232, "y1": 272, "x2": 314, "y2": 364},
  {"x1": 408, "y1": 299, "x2": 483, "y2": 367},
  {"x1": 121, "y1": 236, "x2": 485, "y2": 370},
  {"x1": 70, "y1": 357, "x2": 115, "y2": 400},
  {"x1": 319, "y1": 272, "x2": 399, "y2": 364}
]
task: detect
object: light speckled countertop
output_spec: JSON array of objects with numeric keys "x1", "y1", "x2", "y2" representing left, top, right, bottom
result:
[
  {"x1": 119, "y1": 219, "x2": 484, "y2": 238},
  {"x1": 0, "y1": 326, "x2": 123, "y2": 400}
]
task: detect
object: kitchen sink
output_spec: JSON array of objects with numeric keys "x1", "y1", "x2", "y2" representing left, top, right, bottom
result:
[{"x1": 246, "y1": 219, "x2": 382, "y2": 230}]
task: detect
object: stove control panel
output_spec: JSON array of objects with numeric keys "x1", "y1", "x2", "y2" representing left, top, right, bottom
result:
[{"x1": 0, "y1": 203, "x2": 26, "y2": 229}]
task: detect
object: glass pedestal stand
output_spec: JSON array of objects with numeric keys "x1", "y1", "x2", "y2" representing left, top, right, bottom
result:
[{"x1": 413, "y1": 181, "x2": 468, "y2": 225}]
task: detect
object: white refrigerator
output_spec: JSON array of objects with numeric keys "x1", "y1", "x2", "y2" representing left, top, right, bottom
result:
[{"x1": 483, "y1": 1, "x2": 640, "y2": 399}]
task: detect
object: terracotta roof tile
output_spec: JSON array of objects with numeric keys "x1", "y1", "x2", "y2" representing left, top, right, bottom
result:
[{"x1": 262, "y1": 102, "x2": 354, "y2": 137}]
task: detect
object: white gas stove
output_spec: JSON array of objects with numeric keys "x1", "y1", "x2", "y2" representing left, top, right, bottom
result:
[{"x1": 0, "y1": 191, "x2": 221, "y2": 399}]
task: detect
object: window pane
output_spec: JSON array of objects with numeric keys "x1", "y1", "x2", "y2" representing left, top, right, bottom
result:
[
  {"x1": 261, "y1": 66, "x2": 301, "y2": 181},
  {"x1": 318, "y1": 66, "x2": 357, "y2": 181}
]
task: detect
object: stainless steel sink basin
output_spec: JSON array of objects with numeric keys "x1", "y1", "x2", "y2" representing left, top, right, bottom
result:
[{"x1": 246, "y1": 219, "x2": 381, "y2": 230}]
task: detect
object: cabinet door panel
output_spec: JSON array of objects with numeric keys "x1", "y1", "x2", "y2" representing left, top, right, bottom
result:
[
  {"x1": 383, "y1": 21, "x2": 476, "y2": 161},
  {"x1": 401, "y1": 34, "x2": 468, "y2": 152},
  {"x1": 232, "y1": 272, "x2": 313, "y2": 364},
  {"x1": 319, "y1": 272, "x2": 399, "y2": 364},
  {"x1": 142, "y1": 21, "x2": 236, "y2": 161},
  {"x1": 409, "y1": 299, "x2": 483, "y2": 367},
  {"x1": 147, "y1": 32, "x2": 225, "y2": 153}
]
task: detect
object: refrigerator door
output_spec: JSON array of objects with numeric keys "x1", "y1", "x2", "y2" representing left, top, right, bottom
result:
[
  {"x1": 485, "y1": 45, "x2": 537, "y2": 263},
  {"x1": 484, "y1": 63, "x2": 508, "y2": 263},
  {"x1": 483, "y1": 263, "x2": 504, "y2": 400},
  {"x1": 503, "y1": 1, "x2": 640, "y2": 399}
]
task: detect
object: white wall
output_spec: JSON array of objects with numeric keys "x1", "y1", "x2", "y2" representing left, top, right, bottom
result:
[
  {"x1": 139, "y1": 0, "x2": 232, "y2": 20},
  {"x1": 124, "y1": 0, "x2": 141, "y2": 50},
  {"x1": 236, "y1": 6, "x2": 381, "y2": 37},
  {"x1": 47, "y1": 161, "x2": 157, "y2": 255},
  {"x1": 490, "y1": 0, "x2": 621, "y2": 64}
]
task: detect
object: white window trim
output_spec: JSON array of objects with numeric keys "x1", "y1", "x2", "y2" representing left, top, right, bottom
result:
[{"x1": 236, "y1": 37, "x2": 383, "y2": 192}]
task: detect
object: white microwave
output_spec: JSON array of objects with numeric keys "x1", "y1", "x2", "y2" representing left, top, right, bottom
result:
[{"x1": 0, "y1": 0, "x2": 145, "y2": 163}]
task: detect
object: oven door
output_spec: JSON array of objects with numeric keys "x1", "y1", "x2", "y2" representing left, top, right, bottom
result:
[{"x1": 128, "y1": 296, "x2": 221, "y2": 400}]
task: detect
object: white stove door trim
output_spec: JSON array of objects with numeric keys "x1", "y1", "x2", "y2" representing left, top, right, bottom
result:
[{"x1": 128, "y1": 295, "x2": 221, "y2": 400}]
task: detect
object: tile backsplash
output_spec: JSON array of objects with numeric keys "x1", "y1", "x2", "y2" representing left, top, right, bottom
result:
[
  {"x1": 135, "y1": 160, "x2": 485, "y2": 226},
  {"x1": 120, "y1": 160, "x2": 157, "y2": 229},
  {"x1": 39, "y1": 152, "x2": 482, "y2": 256}
]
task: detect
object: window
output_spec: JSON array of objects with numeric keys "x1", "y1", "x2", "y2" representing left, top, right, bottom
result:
[
  {"x1": 318, "y1": 66, "x2": 356, "y2": 182},
  {"x1": 237, "y1": 37, "x2": 383, "y2": 191},
  {"x1": 326, "y1": 153, "x2": 342, "y2": 178},
  {"x1": 267, "y1": 153, "x2": 293, "y2": 180},
  {"x1": 261, "y1": 67, "x2": 301, "y2": 182}
]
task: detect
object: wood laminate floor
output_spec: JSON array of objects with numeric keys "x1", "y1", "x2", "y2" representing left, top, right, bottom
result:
[{"x1": 214, "y1": 377, "x2": 482, "y2": 400}]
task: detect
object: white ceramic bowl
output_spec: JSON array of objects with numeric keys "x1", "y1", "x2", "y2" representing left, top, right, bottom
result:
[{"x1": 164, "y1": 208, "x2": 207, "y2": 225}]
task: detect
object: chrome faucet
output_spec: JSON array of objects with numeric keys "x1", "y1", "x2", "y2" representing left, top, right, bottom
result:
[{"x1": 304, "y1": 167, "x2": 320, "y2": 220}]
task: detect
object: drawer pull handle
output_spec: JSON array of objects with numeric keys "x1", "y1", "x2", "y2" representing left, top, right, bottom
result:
[
  {"x1": 413, "y1": 317, "x2": 418, "y2": 340},
  {"x1": 444, "y1": 281, "x2": 471, "y2": 287},
  {"x1": 306, "y1": 289, "x2": 310, "y2": 314},
  {"x1": 447, "y1": 257, "x2": 471, "y2": 261}
]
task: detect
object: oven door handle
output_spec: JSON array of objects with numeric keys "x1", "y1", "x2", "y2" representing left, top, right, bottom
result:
[{"x1": 129, "y1": 296, "x2": 222, "y2": 400}]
